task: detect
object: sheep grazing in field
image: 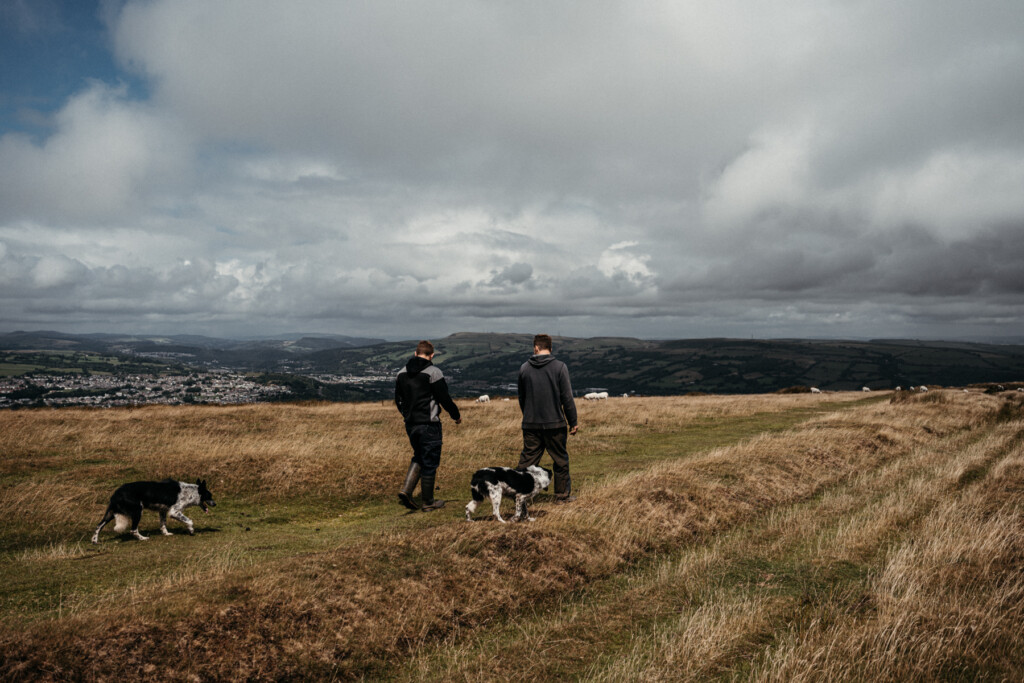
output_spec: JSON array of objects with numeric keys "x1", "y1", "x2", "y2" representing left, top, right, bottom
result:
[
  {"x1": 584, "y1": 391, "x2": 609, "y2": 400},
  {"x1": 476, "y1": 395, "x2": 490, "y2": 403},
  {"x1": 894, "y1": 386, "x2": 902, "y2": 391},
  {"x1": 810, "y1": 387, "x2": 822, "y2": 394},
  {"x1": 919, "y1": 386, "x2": 929, "y2": 392},
  {"x1": 862, "y1": 387, "x2": 871, "y2": 392}
]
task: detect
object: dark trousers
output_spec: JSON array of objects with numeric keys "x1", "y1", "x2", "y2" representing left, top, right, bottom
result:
[
  {"x1": 406, "y1": 422, "x2": 443, "y2": 478},
  {"x1": 517, "y1": 427, "x2": 571, "y2": 495}
]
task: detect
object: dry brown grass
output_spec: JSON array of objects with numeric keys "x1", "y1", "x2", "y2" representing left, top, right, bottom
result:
[
  {"x1": 0, "y1": 392, "x2": 868, "y2": 529},
  {"x1": 753, "y1": 439, "x2": 1024, "y2": 681},
  {"x1": 565, "y1": 417, "x2": 1022, "y2": 682},
  {"x1": 0, "y1": 390, "x2": 1019, "y2": 681}
]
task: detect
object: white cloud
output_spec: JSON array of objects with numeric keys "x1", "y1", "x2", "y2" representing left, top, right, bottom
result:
[
  {"x1": 0, "y1": 83, "x2": 192, "y2": 223},
  {"x1": 30, "y1": 254, "x2": 89, "y2": 289},
  {"x1": 869, "y1": 148, "x2": 1024, "y2": 240},
  {"x1": 597, "y1": 242, "x2": 653, "y2": 283},
  {"x1": 701, "y1": 126, "x2": 815, "y2": 231}
]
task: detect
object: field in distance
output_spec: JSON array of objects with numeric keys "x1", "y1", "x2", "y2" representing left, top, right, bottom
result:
[{"x1": 1, "y1": 389, "x2": 1023, "y2": 680}]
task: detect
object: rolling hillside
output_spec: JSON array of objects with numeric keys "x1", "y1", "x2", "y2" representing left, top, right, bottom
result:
[
  {"x1": 3, "y1": 330, "x2": 1023, "y2": 398},
  {"x1": 306, "y1": 333, "x2": 1024, "y2": 395}
]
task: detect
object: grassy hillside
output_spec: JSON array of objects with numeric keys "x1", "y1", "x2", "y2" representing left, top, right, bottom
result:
[
  {"x1": 5, "y1": 331, "x2": 1024, "y2": 398},
  {"x1": 0, "y1": 350, "x2": 186, "y2": 378},
  {"x1": 1, "y1": 390, "x2": 1023, "y2": 680},
  {"x1": 309, "y1": 335, "x2": 1024, "y2": 396}
]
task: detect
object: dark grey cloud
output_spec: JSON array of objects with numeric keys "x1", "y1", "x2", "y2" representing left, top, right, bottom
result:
[{"x1": 487, "y1": 262, "x2": 533, "y2": 288}]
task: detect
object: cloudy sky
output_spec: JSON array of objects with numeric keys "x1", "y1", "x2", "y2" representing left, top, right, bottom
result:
[{"x1": 2, "y1": 0, "x2": 1022, "y2": 341}]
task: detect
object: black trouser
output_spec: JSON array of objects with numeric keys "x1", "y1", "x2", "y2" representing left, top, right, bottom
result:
[
  {"x1": 406, "y1": 422, "x2": 443, "y2": 478},
  {"x1": 517, "y1": 427, "x2": 570, "y2": 495}
]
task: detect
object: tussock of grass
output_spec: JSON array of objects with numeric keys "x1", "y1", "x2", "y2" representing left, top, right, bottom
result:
[{"x1": 17, "y1": 542, "x2": 90, "y2": 563}]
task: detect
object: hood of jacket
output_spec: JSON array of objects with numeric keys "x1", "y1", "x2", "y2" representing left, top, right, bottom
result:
[
  {"x1": 405, "y1": 356, "x2": 433, "y2": 374},
  {"x1": 528, "y1": 354, "x2": 558, "y2": 368}
]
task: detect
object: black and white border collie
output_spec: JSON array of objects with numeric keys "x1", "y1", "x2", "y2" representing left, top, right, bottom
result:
[
  {"x1": 465, "y1": 465, "x2": 551, "y2": 523},
  {"x1": 92, "y1": 478, "x2": 215, "y2": 543}
]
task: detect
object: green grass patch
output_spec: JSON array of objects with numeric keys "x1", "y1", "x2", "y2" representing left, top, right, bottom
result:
[{"x1": 575, "y1": 398, "x2": 881, "y2": 481}]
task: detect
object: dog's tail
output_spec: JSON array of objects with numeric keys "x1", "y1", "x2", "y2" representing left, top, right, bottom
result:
[{"x1": 112, "y1": 514, "x2": 131, "y2": 533}]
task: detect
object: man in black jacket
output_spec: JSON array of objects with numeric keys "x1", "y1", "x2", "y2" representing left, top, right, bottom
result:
[
  {"x1": 516, "y1": 334, "x2": 579, "y2": 502},
  {"x1": 395, "y1": 340, "x2": 461, "y2": 511}
]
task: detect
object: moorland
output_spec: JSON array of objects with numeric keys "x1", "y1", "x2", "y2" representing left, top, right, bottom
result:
[{"x1": 1, "y1": 389, "x2": 1022, "y2": 680}]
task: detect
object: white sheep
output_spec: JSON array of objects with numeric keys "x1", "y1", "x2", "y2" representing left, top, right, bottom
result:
[
  {"x1": 810, "y1": 387, "x2": 822, "y2": 394},
  {"x1": 862, "y1": 387, "x2": 871, "y2": 392},
  {"x1": 476, "y1": 395, "x2": 490, "y2": 403}
]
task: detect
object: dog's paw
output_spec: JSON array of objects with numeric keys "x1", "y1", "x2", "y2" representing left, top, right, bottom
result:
[{"x1": 161, "y1": 529, "x2": 173, "y2": 536}]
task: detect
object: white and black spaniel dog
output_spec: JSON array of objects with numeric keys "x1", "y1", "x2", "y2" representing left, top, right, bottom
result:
[
  {"x1": 465, "y1": 465, "x2": 551, "y2": 523},
  {"x1": 92, "y1": 478, "x2": 215, "y2": 543}
]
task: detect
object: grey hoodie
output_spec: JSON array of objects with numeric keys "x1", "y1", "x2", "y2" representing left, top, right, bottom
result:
[{"x1": 517, "y1": 354, "x2": 578, "y2": 430}]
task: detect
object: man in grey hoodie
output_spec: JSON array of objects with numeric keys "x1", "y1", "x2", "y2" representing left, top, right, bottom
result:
[{"x1": 516, "y1": 334, "x2": 579, "y2": 502}]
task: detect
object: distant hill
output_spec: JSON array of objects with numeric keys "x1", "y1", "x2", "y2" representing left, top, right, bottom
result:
[
  {"x1": 304, "y1": 333, "x2": 1024, "y2": 396},
  {"x1": 2, "y1": 330, "x2": 1022, "y2": 397},
  {"x1": 0, "y1": 330, "x2": 385, "y2": 357}
]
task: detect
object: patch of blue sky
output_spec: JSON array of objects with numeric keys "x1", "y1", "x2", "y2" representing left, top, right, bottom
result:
[{"x1": 0, "y1": 0, "x2": 148, "y2": 137}]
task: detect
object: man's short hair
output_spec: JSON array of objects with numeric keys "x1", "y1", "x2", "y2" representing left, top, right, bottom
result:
[
  {"x1": 533, "y1": 334, "x2": 553, "y2": 351},
  {"x1": 416, "y1": 340, "x2": 434, "y2": 356}
]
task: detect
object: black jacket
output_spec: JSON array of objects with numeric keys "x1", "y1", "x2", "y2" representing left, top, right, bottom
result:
[
  {"x1": 518, "y1": 354, "x2": 578, "y2": 430},
  {"x1": 395, "y1": 356, "x2": 461, "y2": 425}
]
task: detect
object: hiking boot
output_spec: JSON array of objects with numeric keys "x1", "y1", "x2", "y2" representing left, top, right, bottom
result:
[
  {"x1": 398, "y1": 463, "x2": 421, "y2": 510},
  {"x1": 419, "y1": 472, "x2": 446, "y2": 512},
  {"x1": 554, "y1": 494, "x2": 577, "y2": 504}
]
